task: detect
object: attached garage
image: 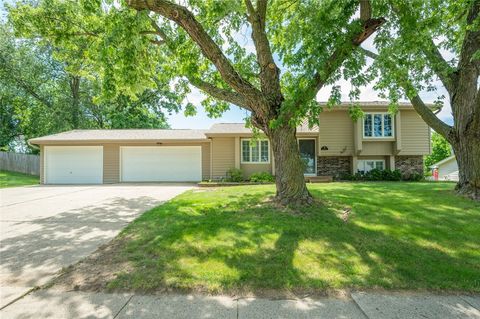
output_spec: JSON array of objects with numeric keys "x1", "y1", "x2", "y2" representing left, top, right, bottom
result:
[
  {"x1": 120, "y1": 146, "x2": 202, "y2": 182},
  {"x1": 44, "y1": 146, "x2": 103, "y2": 184}
]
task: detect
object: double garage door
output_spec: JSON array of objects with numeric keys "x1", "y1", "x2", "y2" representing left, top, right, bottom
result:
[{"x1": 44, "y1": 146, "x2": 202, "y2": 184}]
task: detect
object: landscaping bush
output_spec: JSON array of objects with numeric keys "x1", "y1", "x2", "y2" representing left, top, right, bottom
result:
[
  {"x1": 402, "y1": 172, "x2": 424, "y2": 182},
  {"x1": 249, "y1": 171, "x2": 275, "y2": 183},
  {"x1": 226, "y1": 168, "x2": 244, "y2": 182},
  {"x1": 341, "y1": 169, "x2": 405, "y2": 181}
]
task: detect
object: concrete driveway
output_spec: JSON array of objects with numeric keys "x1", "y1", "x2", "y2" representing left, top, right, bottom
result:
[{"x1": 0, "y1": 184, "x2": 193, "y2": 308}]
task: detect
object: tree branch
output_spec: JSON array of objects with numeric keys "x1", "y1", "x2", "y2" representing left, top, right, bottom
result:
[
  {"x1": 127, "y1": 0, "x2": 261, "y2": 104},
  {"x1": 188, "y1": 76, "x2": 252, "y2": 111},
  {"x1": 360, "y1": 0, "x2": 372, "y2": 21},
  {"x1": 295, "y1": 1, "x2": 385, "y2": 107},
  {"x1": 145, "y1": 17, "x2": 252, "y2": 110},
  {"x1": 361, "y1": 48, "x2": 453, "y2": 139},
  {"x1": 244, "y1": 0, "x2": 282, "y2": 104},
  {"x1": 0, "y1": 54, "x2": 53, "y2": 108},
  {"x1": 391, "y1": 2, "x2": 457, "y2": 95},
  {"x1": 457, "y1": 1, "x2": 480, "y2": 89},
  {"x1": 149, "y1": 39, "x2": 165, "y2": 46}
]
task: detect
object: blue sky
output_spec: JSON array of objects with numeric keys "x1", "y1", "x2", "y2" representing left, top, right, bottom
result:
[
  {"x1": 168, "y1": 70, "x2": 454, "y2": 129},
  {"x1": 166, "y1": 30, "x2": 454, "y2": 129}
]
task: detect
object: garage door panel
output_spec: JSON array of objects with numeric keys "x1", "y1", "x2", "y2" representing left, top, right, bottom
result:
[
  {"x1": 45, "y1": 146, "x2": 103, "y2": 184},
  {"x1": 121, "y1": 146, "x2": 202, "y2": 182}
]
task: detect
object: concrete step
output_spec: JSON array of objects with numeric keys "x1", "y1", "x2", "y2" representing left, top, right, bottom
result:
[{"x1": 305, "y1": 175, "x2": 333, "y2": 183}]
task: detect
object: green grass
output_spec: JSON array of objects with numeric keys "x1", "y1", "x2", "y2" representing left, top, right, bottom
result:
[
  {"x1": 107, "y1": 182, "x2": 480, "y2": 293},
  {"x1": 0, "y1": 170, "x2": 39, "y2": 188}
]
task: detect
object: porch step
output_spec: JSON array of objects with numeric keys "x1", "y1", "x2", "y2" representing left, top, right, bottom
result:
[{"x1": 305, "y1": 175, "x2": 333, "y2": 183}]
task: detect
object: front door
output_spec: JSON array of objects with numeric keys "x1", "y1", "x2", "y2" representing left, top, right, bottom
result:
[{"x1": 299, "y1": 139, "x2": 316, "y2": 175}]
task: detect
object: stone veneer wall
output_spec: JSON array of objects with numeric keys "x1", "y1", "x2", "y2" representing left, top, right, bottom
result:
[
  {"x1": 395, "y1": 156, "x2": 424, "y2": 177},
  {"x1": 317, "y1": 156, "x2": 351, "y2": 179}
]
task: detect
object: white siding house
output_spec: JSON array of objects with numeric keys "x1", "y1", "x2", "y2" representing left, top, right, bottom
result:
[{"x1": 430, "y1": 155, "x2": 459, "y2": 181}]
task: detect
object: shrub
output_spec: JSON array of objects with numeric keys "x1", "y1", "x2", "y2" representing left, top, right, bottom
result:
[
  {"x1": 364, "y1": 168, "x2": 384, "y2": 181},
  {"x1": 402, "y1": 172, "x2": 424, "y2": 182},
  {"x1": 226, "y1": 168, "x2": 244, "y2": 182},
  {"x1": 340, "y1": 169, "x2": 404, "y2": 181},
  {"x1": 388, "y1": 169, "x2": 403, "y2": 181},
  {"x1": 249, "y1": 171, "x2": 275, "y2": 183}
]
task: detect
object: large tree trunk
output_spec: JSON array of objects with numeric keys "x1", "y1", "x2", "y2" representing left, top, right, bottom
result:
[
  {"x1": 450, "y1": 95, "x2": 480, "y2": 200},
  {"x1": 267, "y1": 124, "x2": 313, "y2": 206},
  {"x1": 453, "y1": 139, "x2": 480, "y2": 200},
  {"x1": 450, "y1": 1, "x2": 480, "y2": 200}
]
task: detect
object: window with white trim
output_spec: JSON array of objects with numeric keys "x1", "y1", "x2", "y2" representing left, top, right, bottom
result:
[
  {"x1": 357, "y1": 159, "x2": 385, "y2": 174},
  {"x1": 363, "y1": 113, "x2": 393, "y2": 138},
  {"x1": 241, "y1": 139, "x2": 270, "y2": 163}
]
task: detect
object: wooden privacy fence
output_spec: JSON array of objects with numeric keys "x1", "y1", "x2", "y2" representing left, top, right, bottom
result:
[{"x1": 0, "y1": 152, "x2": 40, "y2": 176}]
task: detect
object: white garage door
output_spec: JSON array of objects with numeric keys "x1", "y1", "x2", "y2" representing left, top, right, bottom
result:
[
  {"x1": 44, "y1": 146, "x2": 103, "y2": 184},
  {"x1": 121, "y1": 146, "x2": 202, "y2": 182}
]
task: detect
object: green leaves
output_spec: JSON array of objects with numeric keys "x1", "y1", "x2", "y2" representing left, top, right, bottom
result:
[
  {"x1": 0, "y1": 20, "x2": 170, "y2": 151},
  {"x1": 367, "y1": 0, "x2": 473, "y2": 105},
  {"x1": 424, "y1": 132, "x2": 452, "y2": 169},
  {"x1": 7, "y1": 0, "x2": 472, "y2": 131}
]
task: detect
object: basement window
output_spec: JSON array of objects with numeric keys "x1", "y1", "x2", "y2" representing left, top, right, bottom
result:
[{"x1": 357, "y1": 160, "x2": 385, "y2": 174}]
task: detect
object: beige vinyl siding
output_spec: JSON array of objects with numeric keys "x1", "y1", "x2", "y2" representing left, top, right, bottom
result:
[
  {"x1": 40, "y1": 145, "x2": 45, "y2": 184},
  {"x1": 319, "y1": 111, "x2": 354, "y2": 156},
  {"x1": 399, "y1": 110, "x2": 430, "y2": 155},
  {"x1": 201, "y1": 143, "x2": 211, "y2": 180},
  {"x1": 240, "y1": 163, "x2": 272, "y2": 178},
  {"x1": 437, "y1": 157, "x2": 458, "y2": 180},
  {"x1": 211, "y1": 137, "x2": 236, "y2": 179},
  {"x1": 103, "y1": 144, "x2": 120, "y2": 183},
  {"x1": 361, "y1": 141, "x2": 394, "y2": 155}
]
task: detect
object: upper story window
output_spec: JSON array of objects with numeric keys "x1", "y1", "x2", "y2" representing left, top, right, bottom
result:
[
  {"x1": 241, "y1": 139, "x2": 269, "y2": 163},
  {"x1": 363, "y1": 113, "x2": 393, "y2": 138}
]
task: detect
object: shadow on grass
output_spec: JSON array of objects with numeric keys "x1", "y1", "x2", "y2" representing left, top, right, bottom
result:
[{"x1": 98, "y1": 183, "x2": 479, "y2": 294}]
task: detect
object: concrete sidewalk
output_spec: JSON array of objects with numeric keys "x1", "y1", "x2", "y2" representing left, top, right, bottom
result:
[{"x1": 0, "y1": 289, "x2": 478, "y2": 318}]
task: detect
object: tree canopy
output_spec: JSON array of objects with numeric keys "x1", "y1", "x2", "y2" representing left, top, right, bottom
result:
[
  {"x1": 0, "y1": 22, "x2": 172, "y2": 151},
  {"x1": 7, "y1": 0, "x2": 387, "y2": 126},
  {"x1": 424, "y1": 132, "x2": 452, "y2": 170}
]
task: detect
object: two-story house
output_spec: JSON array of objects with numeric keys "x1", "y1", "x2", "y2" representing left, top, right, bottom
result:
[{"x1": 29, "y1": 102, "x2": 430, "y2": 184}]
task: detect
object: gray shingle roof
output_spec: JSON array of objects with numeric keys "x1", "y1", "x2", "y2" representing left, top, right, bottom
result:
[
  {"x1": 207, "y1": 122, "x2": 318, "y2": 134},
  {"x1": 317, "y1": 100, "x2": 436, "y2": 109},
  {"x1": 29, "y1": 129, "x2": 209, "y2": 143},
  {"x1": 207, "y1": 123, "x2": 252, "y2": 134}
]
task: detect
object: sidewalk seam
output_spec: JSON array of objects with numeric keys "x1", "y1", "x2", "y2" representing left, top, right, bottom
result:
[
  {"x1": 0, "y1": 286, "x2": 40, "y2": 311},
  {"x1": 350, "y1": 295, "x2": 371, "y2": 319},
  {"x1": 113, "y1": 294, "x2": 134, "y2": 319},
  {"x1": 459, "y1": 295, "x2": 480, "y2": 311}
]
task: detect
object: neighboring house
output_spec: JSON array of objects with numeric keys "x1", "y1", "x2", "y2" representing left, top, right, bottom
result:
[
  {"x1": 430, "y1": 155, "x2": 459, "y2": 181},
  {"x1": 29, "y1": 101, "x2": 431, "y2": 184}
]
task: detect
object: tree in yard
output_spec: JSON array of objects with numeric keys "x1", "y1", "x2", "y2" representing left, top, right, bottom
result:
[
  {"x1": 361, "y1": 0, "x2": 479, "y2": 200},
  {"x1": 424, "y1": 132, "x2": 452, "y2": 170},
  {"x1": 0, "y1": 21, "x2": 172, "y2": 151},
  {"x1": 8, "y1": 0, "x2": 385, "y2": 204}
]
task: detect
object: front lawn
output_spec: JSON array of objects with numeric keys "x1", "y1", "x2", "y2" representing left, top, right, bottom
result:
[
  {"x1": 0, "y1": 170, "x2": 39, "y2": 188},
  {"x1": 59, "y1": 182, "x2": 480, "y2": 294}
]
